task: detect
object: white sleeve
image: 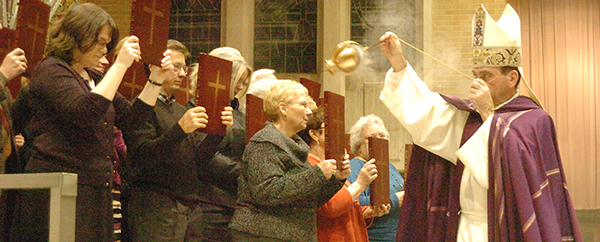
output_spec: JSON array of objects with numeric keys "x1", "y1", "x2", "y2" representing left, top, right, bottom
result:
[
  {"x1": 455, "y1": 116, "x2": 491, "y2": 189},
  {"x1": 379, "y1": 63, "x2": 469, "y2": 163}
]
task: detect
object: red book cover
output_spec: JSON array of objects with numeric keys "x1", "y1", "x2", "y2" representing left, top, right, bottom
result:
[
  {"x1": 0, "y1": 28, "x2": 19, "y2": 98},
  {"x1": 0, "y1": 28, "x2": 16, "y2": 60},
  {"x1": 117, "y1": 61, "x2": 148, "y2": 100},
  {"x1": 195, "y1": 53, "x2": 231, "y2": 137},
  {"x1": 323, "y1": 91, "x2": 345, "y2": 169},
  {"x1": 369, "y1": 137, "x2": 390, "y2": 206},
  {"x1": 15, "y1": 0, "x2": 49, "y2": 76},
  {"x1": 299, "y1": 77, "x2": 321, "y2": 101},
  {"x1": 245, "y1": 94, "x2": 270, "y2": 144},
  {"x1": 130, "y1": 0, "x2": 171, "y2": 66}
]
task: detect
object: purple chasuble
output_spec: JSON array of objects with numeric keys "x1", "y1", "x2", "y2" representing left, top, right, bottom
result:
[
  {"x1": 488, "y1": 96, "x2": 582, "y2": 241},
  {"x1": 396, "y1": 94, "x2": 482, "y2": 242}
]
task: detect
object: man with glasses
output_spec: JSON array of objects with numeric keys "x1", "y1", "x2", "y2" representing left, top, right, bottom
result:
[{"x1": 121, "y1": 39, "x2": 234, "y2": 241}]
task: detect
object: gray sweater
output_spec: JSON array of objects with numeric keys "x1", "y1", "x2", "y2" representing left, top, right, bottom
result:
[{"x1": 230, "y1": 123, "x2": 343, "y2": 241}]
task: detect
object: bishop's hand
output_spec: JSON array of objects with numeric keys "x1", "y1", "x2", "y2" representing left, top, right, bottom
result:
[
  {"x1": 469, "y1": 78, "x2": 494, "y2": 121},
  {"x1": 379, "y1": 32, "x2": 407, "y2": 72}
]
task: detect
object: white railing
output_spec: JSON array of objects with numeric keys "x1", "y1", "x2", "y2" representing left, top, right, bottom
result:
[{"x1": 0, "y1": 172, "x2": 77, "y2": 242}]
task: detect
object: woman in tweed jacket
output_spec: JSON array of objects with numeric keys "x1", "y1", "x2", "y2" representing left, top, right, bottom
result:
[{"x1": 230, "y1": 80, "x2": 349, "y2": 241}]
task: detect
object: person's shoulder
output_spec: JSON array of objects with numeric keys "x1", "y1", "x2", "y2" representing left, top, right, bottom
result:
[{"x1": 350, "y1": 157, "x2": 365, "y2": 166}]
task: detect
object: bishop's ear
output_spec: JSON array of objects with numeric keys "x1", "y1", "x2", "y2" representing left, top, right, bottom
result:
[{"x1": 508, "y1": 69, "x2": 520, "y2": 88}]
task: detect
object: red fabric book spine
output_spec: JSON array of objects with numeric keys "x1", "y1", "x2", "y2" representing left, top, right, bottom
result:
[
  {"x1": 323, "y1": 91, "x2": 345, "y2": 169},
  {"x1": 245, "y1": 94, "x2": 270, "y2": 144},
  {"x1": 369, "y1": 137, "x2": 390, "y2": 206},
  {"x1": 130, "y1": 0, "x2": 171, "y2": 66},
  {"x1": 195, "y1": 53, "x2": 232, "y2": 137}
]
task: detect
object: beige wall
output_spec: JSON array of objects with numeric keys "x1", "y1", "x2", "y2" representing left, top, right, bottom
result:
[
  {"x1": 86, "y1": 0, "x2": 509, "y2": 172},
  {"x1": 83, "y1": 0, "x2": 133, "y2": 41},
  {"x1": 345, "y1": 0, "x2": 507, "y2": 171},
  {"x1": 423, "y1": 0, "x2": 506, "y2": 97}
]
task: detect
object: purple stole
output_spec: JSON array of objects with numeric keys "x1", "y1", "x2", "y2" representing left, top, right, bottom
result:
[
  {"x1": 488, "y1": 96, "x2": 582, "y2": 241},
  {"x1": 397, "y1": 94, "x2": 582, "y2": 242},
  {"x1": 396, "y1": 94, "x2": 481, "y2": 242}
]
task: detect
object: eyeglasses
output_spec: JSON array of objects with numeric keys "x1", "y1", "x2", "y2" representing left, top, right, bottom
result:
[
  {"x1": 288, "y1": 101, "x2": 309, "y2": 109},
  {"x1": 173, "y1": 64, "x2": 188, "y2": 75}
]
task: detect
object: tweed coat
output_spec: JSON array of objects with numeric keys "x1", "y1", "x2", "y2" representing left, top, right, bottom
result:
[{"x1": 230, "y1": 123, "x2": 343, "y2": 241}]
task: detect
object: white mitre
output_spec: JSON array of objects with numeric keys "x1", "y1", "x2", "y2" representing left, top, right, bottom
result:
[
  {"x1": 472, "y1": 4, "x2": 521, "y2": 67},
  {"x1": 472, "y1": 4, "x2": 543, "y2": 108}
]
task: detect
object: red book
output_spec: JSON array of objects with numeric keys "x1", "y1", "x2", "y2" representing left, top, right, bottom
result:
[
  {"x1": 15, "y1": 0, "x2": 49, "y2": 76},
  {"x1": 323, "y1": 91, "x2": 345, "y2": 169},
  {"x1": 369, "y1": 137, "x2": 390, "y2": 206},
  {"x1": 245, "y1": 94, "x2": 270, "y2": 144},
  {"x1": 0, "y1": 28, "x2": 19, "y2": 98},
  {"x1": 0, "y1": 28, "x2": 16, "y2": 60},
  {"x1": 195, "y1": 53, "x2": 232, "y2": 137},
  {"x1": 299, "y1": 77, "x2": 321, "y2": 101},
  {"x1": 130, "y1": 0, "x2": 171, "y2": 66},
  {"x1": 117, "y1": 61, "x2": 148, "y2": 100}
]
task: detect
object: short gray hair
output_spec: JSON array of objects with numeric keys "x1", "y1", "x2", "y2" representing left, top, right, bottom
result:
[{"x1": 349, "y1": 114, "x2": 389, "y2": 155}]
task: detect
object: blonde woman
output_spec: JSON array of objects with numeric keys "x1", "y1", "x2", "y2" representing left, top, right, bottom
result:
[{"x1": 230, "y1": 80, "x2": 349, "y2": 241}]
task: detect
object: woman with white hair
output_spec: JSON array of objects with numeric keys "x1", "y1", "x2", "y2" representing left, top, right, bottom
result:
[
  {"x1": 249, "y1": 68, "x2": 276, "y2": 85},
  {"x1": 230, "y1": 80, "x2": 348, "y2": 241},
  {"x1": 347, "y1": 114, "x2": 406, "y2": 241}
]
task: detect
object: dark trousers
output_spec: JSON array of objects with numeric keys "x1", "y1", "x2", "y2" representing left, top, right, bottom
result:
[
  {"x1": 123, "y1": 188, "x2": 202, "y2": 242},
  {"x1": 200, "y1": 204, "x2": 234, "y2": 242}
]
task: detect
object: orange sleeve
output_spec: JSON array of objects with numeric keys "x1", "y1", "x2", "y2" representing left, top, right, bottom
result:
[
  {"x1": 316, "y1": 187, "x2": 354, "y2": 218},
  {"x1": 361, "y1": 205, "x2": 375, "y2": 227}
]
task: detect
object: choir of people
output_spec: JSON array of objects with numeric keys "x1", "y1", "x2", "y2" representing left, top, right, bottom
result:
[{"x1": 0, "y1": 2, "x2": 582, "y2": 242}]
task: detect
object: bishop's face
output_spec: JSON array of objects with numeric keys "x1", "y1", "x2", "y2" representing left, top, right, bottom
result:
[
  {"x1": 472, "y1": 67, "x2": 518, "y2": 106},
  {"x1": 161, "y1": 50, "x2": 187, "y2": 95}
]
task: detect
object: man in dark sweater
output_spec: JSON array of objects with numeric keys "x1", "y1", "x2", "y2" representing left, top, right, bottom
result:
[{"x1": 121, "y1": 40, "x2": 234, "y2": 241}]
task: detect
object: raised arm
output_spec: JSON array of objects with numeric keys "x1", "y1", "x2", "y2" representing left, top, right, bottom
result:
[{"x1": 378, "y1": 32, "x2": 469, "y2": 162}]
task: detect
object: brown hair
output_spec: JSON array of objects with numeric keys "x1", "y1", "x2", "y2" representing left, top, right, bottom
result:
[
  {"x1": 167, "y1": 39, "x2": 191, "y2": 60},
  {"x1": 45, "y1": 3, "x2": 119, "y2": 64},
  {"x1": 297, "y1": 108, "x2": 324, "y2": 145}
]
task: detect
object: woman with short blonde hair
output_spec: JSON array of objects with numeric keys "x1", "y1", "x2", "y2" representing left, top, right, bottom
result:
[{"x1": 230, "y1": 79, "x2": 349, "y2": 241}]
